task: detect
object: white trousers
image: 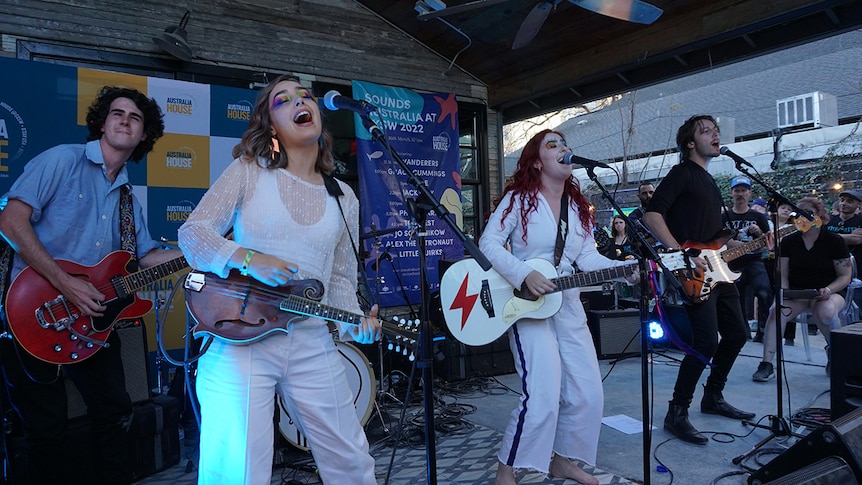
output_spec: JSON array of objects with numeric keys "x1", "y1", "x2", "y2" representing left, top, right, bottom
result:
[
  {"x1": 196, "y1": 323, "x2": 376, "y2": 485},
  {"x1": 497, "y1": 304, "x2": 603, "y2": 473}
]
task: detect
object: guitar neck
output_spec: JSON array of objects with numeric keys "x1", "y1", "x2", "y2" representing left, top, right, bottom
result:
[
  {"x1": 122, "y1": 256, "x2": 188, "y2": 292},
  {"x1": 279, "y1": 294, "x2": 364, "y2": 326},
  {"x1": 551, "y1": 262, "x2": 636, "y2": 292},
  {"x1": 721, "y1": 224, "x2": 797, "y2": 263},
  {"x1": 278, "y1": 295, "x2": 416, "y2": 350}
]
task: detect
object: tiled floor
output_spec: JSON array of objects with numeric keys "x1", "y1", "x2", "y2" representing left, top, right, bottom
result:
[
  {"x1": 124, "y1": 327, "x2": 841, "y2": 484},
  {"x1": 134, "y1": 379, "x2": 634, "y2": 485}
]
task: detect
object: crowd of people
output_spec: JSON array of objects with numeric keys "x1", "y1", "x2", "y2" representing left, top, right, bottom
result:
[{"x1": 0, "y1": 79, "x2": 850, "y2": 485}]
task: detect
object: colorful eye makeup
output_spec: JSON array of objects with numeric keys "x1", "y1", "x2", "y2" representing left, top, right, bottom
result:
[
  {"x1": 544, "y1": 139, "x2": 567, "y2": 150},
  {"x1": 271, "y1": 88, "x2": 315, "y2": 110}
]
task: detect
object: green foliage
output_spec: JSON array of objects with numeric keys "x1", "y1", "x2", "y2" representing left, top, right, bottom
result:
[{"x1": 716, "y1": 155, "x2": 847, "y2": 208}]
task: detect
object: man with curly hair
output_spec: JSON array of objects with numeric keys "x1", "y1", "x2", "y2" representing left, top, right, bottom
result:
[{"x1": 0, "y1": 86, "x2": 181, "y2": 484}]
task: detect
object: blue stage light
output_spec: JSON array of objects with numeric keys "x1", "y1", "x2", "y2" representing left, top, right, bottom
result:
[{"x1": 648, "y1": 320, "x2": 665, "y2": 341}]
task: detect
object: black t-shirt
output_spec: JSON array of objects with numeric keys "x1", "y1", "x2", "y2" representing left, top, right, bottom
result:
[
  {"x1": 646, "y1": 159, "x2": 725, "y2": 244},
  {"x1": 724, "y1": 208, "x2": 770, "y2": 270},
  {"x1": 781, "y1": 229, "x2": 849, "y2": 290},
  {"x1": 824, "y1": 213, "x2": 862, "y2": 263}
]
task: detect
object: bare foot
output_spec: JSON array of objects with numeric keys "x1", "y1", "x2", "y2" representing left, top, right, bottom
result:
[
  {"x1": 549, "y1": 454, "x2": 599, "y2": 485},
  {"x1": 494, "y1": 462, "x2": 517, "y2": 485}
]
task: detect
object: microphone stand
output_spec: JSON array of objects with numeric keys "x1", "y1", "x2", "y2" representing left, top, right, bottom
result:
[
  {"x1": 727, "y1": 161, "x2": 809, "y2": 471},
  {"x1": 582, "y1": 166, "x2": 688, "y2": 485},
  {"x1": 360, "y1": 113, "x2": 491, "y2": 485}
]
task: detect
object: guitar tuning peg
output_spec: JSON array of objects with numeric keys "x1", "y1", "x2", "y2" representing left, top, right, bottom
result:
[
  {"x1": 387, "y1": 343, "x2": 394, "y2": 351},
  {"x1": 408, "y1": 353, "x2": 415, "y2": 362}
]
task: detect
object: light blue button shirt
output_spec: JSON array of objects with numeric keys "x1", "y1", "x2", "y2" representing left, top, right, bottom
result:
[{"x1": 2, "y1": 140, "x2": 159, "y2": 278}]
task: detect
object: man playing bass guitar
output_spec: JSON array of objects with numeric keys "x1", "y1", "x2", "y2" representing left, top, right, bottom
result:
[
  {"x1": 643, "y1": 115, "x2": 759, "y2": 445},
  {"x1": 0, "y1": 87, "x2": 182, "y2": 484}
]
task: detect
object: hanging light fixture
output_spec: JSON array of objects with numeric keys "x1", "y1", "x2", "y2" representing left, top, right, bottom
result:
[{"x1": 153, "y1": 10, "x2": 193, "y2": 61}]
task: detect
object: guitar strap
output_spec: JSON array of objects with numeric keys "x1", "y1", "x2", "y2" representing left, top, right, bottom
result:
[
  {"x1": 119, "y1": 184, "x2": 137, "y2": 261},
  {"x1": 0, "y1": 240, "x2": 13, "y2": 307},
  {"x1": 324, "y1": 173, "x2": 376, "y2": 311},
  {"x1": 554, "y1": 192, "x2": 569, "y2": 269},
  {"x1": 0, "y1": 183, "x2": 137, "y2": 309},
  {"x1": 323, "y1": 173, "x2": 363, "y2": 268}
]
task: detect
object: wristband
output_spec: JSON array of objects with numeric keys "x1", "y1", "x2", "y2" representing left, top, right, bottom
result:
[{"x1": 240, "y1": 250, "x2": 256, "y2": 276}]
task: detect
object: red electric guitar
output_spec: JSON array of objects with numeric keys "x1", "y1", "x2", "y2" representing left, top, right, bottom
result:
[{"x1": 5, "y1": 251, "x2": 189, "y2": 364}]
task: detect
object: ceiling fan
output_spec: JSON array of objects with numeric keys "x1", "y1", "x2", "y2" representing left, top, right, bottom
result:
[{"x1": 416, "y1": 0, "x2": 663, "y2": 49}]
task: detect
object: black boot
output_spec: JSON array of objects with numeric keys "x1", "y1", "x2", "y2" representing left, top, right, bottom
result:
[
  {"x1": 701, "y1": 387, "x2": 755, "y2": 420},
  {"x1": 664, "y1": 402, "x2": 707, "y2": 445}
]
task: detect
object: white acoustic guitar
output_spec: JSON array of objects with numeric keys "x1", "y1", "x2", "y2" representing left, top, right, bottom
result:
[{"x1": 439, "y1": 255, "x2": 685, "y2": 346}]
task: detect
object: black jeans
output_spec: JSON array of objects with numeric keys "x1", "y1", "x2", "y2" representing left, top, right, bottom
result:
[
  {"x1": 737, "y1": 261, "x2": 773, "y2": 331},
  {"x1": 671, "y1": 283, "x2": 749, "y2": 405},
  {"x1": 1, "y1": 329, "x2": 133, "y2": 485}
]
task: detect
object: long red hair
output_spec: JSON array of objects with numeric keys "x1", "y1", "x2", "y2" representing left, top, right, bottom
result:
[{"x1": 499, "y1": 129, "x2": 594, "y2": 242}]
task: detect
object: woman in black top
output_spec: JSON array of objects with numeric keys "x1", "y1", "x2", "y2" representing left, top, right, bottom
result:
[
  {"x1": 602, "y1": 215, "x2": 636, "y2": 260},
  {"x1": 752, "y1": 197, "x2": 851, "y2": 381}
]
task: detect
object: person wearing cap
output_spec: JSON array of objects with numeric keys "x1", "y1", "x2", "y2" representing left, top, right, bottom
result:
[
  {"x1": 643, "y1": 115, "x2": 756, "y2": 446},
  {"x1": 824, "y1": 189, "x2": 862, "y2": 312},
  {"x1": 724, "y1": 176, "x2": 773, "y2": 343},
  {"x1": 750, "y1": 198, "x2": 769, "y2": 216}
]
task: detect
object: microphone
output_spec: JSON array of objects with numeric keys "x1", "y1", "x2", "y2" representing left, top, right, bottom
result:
[
  {"x1": 720, "y1": 146, "x2": 754, "y2": 168},
  {"x1": 370, "y1": 247, "x2": 392, "y2": 271},
  {"x1": 559, "y1": 153, "x2": 611, "y2": 169},
  {"x1": 323, "y1": 90, "x2": 377, "y2": 114}
]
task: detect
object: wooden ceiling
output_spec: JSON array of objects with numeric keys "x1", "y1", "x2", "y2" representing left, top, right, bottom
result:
[{"x1": 357, "y1": 0, "x2": 862, "y2": 123}]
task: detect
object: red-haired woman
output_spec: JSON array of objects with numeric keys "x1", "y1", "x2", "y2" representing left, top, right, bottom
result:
[{"x1": 480, "y1": 130, "x2": 637, "y2": 485}]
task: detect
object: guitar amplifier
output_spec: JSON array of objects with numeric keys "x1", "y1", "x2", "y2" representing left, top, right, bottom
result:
[
  {"x1": 832, "y1": 323, "x2": 862, "y2": 420},
  {"x1": 586, "y1": 309, "x2": 641, "y2": 360},
  {"x1": 66, "y1": 320, "x2": 151, "y2": 419},
  {"x1": 127, "y1": 394, "x2": 181, "y2": 480}
]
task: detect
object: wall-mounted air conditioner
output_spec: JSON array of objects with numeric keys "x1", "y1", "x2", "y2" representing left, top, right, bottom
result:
[{"x1": 776, "y1": 91, "x2": 837, "y2": 129}]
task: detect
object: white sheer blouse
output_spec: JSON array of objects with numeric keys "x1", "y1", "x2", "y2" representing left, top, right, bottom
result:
[{"x1": 178, "y1": 157, "x2": 362, "y2": 320}]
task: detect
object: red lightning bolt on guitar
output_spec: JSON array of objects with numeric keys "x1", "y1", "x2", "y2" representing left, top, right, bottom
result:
[{"x1": 449, "y1": 274, "x2": 478, "y2": 330}]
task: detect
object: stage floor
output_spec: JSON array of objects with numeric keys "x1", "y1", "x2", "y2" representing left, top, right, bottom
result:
[{"x1": 135, "y1": 330, "x2": 834, "y2": 484}]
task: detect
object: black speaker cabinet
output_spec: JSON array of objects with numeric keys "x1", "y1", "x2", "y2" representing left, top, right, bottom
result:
[
  {"x1": 832, "y1": 322, "x2": 862, "y2": 420},
  {"x1": 586, "y1": 309, "x2": 640, "y2": 360},
  {"x1": 435, "y1": 334, "x2": 515, "y2": 381},
  {"x1": 66, "y1": 320, "x2": 151, "y2": 418},
  {"x1": 749, "y1": 407, "x2": 862, "y2": 484}
]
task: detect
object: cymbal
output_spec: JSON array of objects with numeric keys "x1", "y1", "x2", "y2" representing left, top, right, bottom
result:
[{"x1": 360, "y1": 225, "x2": 402, "y2": 240}]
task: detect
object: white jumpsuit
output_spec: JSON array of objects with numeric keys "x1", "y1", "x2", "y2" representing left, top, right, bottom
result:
[{"x1": 479, "y1": 190, "x2": 631, "y2": 473}]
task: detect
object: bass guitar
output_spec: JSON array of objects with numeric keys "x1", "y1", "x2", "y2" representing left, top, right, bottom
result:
[
  {"x1": 183, "y1": 271, "x2": 418, "y2": 357},
  {"x1": 5, "y1": 251, "x2": 189, "y2": 364},
  {"x1": 678, "y1": 217, "x2": 815, "y2": 303},
  {"x1": 439, "y1": 254, "x2": 686, "y2": 346}
]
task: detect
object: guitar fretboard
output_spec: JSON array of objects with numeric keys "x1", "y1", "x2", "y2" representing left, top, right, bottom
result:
[
  {"x1": 122, "y1": 256, "x2": 188, "y2": 292},
  {"x1": 279, "y1": 294, "x2": 363, "y2": 326},
  {"x1": 278, "y1": 295, "x2": 417, "y2": 352},
  {"x1": 721, "y1": 224, "x2": 796, "y2": 263},
  {"x1": 552, "y1": 262, "x2": 637, "y2": 291}
]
